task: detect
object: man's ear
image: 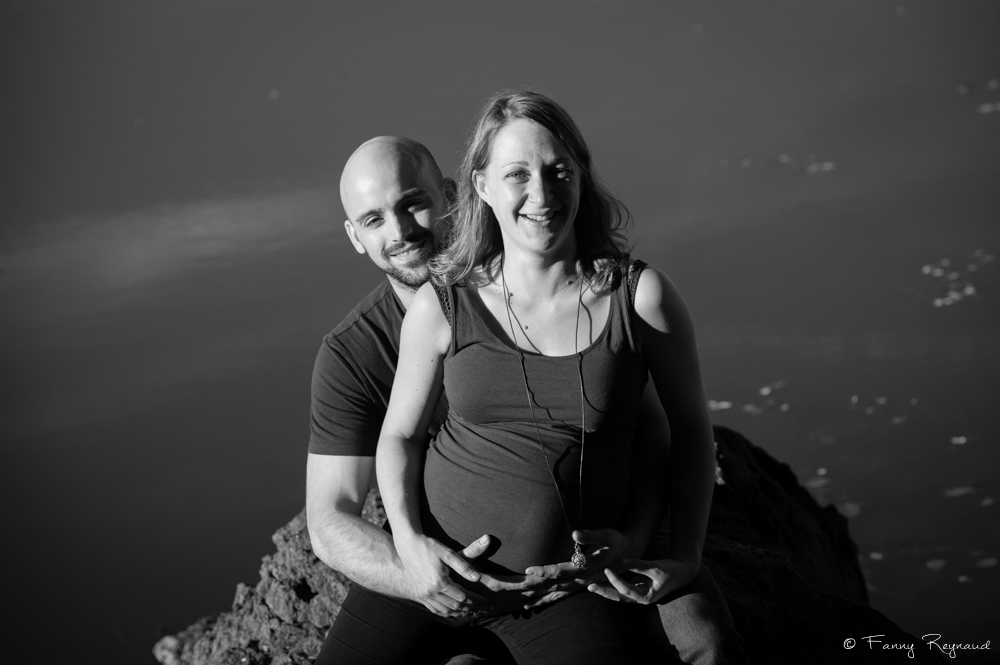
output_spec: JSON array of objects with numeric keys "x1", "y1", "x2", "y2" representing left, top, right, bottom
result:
[
  {"x1": 343, "y1": 220, "x2": 366, "y2": 255},
  {"x1": 442, "y1": 177, "x2": 458, "y2": 205},
  {"x1": 472, "y1": 170, "x2": 490, "y2": 206}
]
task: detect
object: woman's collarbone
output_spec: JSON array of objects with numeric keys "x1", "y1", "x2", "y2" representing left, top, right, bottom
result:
[{"x1": 480, "y1": 284, "x2": 612, "y2": 356}]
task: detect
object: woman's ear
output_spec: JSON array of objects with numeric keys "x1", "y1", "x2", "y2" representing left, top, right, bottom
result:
[{"x1": 473, "y1": 170, "x2": 490, "y2": 206}]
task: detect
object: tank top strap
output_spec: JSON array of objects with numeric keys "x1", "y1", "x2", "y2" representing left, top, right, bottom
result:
[
  {"x1": 618, "y1": 259, "x2": 647, "y2": 355},
  {"x1": 628, "y1": 260, "x2": 648, "y2": 307},
  {"x1": 446, "y1": 283, "x2": 485, "y2": 357},
  {"x1": 431, "y1": 282, "x2": 459, "y2": 358},
  {"x1": 431, "y1": 282, "x2": 452, "y2": 325}
]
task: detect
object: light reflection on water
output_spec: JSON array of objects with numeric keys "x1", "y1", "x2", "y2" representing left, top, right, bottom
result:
[
  {"x1": 3, "y1": 1, "x2": 999, "y2": 663},
  {"x1": 5, "y1": 162, "x2": 997, "y2": 664}
]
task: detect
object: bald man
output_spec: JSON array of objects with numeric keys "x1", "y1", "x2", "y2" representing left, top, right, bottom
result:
[
  {"x1": 306, "y1": 137, "x2": 745, "y2": 665},
  {"x1": 307, "y1": 137, "x2": 536, "y2": 664}
]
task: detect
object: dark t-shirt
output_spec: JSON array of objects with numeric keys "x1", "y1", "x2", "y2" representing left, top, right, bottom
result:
[
  {"x1": 309, "y1": 281, "x2": 446, "y2": 457},
  {"x1": 309, "y1": 282, "x2": 406, "y2": 457}
]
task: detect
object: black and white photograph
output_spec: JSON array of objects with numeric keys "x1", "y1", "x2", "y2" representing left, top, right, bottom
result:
[{"x1": 2, "y1": 1, "x2": 997, "y2": 663}]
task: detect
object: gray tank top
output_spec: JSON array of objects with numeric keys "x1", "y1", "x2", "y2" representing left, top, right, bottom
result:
[{"x1": 421, "y1": 261, "x2": 649, "y2": 574}]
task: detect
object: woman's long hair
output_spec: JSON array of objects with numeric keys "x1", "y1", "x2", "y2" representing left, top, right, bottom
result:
[{"x1": 432, "y1": 90, "x2": 631, "y2": 291}]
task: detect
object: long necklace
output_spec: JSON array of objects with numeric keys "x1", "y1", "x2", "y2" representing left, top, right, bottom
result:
[{"x1": 500, "y1": 261, "x2": 589, "y2": 569}]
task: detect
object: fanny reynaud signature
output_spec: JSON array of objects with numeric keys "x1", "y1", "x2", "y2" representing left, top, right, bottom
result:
[{"x1": 843, "y1": 634, "x2": 991, "y2": 659}]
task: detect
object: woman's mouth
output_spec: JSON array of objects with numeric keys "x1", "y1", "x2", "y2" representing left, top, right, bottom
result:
[{"x1": 521, "y1": 211, "x2": 559, "y2": 223}]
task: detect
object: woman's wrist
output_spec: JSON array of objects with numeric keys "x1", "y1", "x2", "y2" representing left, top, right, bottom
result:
[
  {"x1": 667, "y1": 545, "x2": 701, "y2": 569},
  {"x1": 392, "y1": 521, "x2": 427, "y2": 548}
]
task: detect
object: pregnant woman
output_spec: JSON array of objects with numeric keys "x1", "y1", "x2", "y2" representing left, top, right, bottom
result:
[{"x1": 323, "y1": 90, "x2": 717, "y2": 664}]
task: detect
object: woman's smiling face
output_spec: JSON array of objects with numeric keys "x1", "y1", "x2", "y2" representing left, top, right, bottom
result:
[{"x1": 474, "y1": 118, "x2": 581, "y2": 259}]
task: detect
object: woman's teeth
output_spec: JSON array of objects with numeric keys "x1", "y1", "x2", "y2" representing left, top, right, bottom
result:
[{"x1": 523, "y1": 213, "x2": 553, "y2": 222}]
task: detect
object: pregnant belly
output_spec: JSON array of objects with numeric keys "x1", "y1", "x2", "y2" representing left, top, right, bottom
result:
[{"x1": 422, "y1": 420, "x2": 630, "y2": 575}]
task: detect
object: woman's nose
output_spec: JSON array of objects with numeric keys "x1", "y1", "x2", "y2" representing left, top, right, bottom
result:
[{"x1": 527, "y1": 174, "x2": 551, "y2": 205}]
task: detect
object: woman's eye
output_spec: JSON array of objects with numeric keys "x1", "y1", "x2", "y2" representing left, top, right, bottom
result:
[
  {"x1": 557, "y1": 167, "x2": 574, "y2": 179},
  {"x1": 504, "y1": 170, "x2": 528, "y2": 180}
]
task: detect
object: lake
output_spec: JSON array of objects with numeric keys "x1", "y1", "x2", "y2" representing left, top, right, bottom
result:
[{"x1": 1, "y1": 1, "x2": 997, "y2": 662}]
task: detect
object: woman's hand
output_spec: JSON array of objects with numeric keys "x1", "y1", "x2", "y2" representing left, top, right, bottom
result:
[
  {"x1": 395, "y1": 531, "x2": 486, "y2": 617},
  {"x1": 523, "y1": 528, "x2": 629, "y2": 585},
  {"x1": 587, "y1": 556, "x2": 699, "y2": 605}
]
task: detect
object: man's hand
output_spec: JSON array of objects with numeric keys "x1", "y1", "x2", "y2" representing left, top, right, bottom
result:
[
  {"x1": 587, "y1": 556, "x2": 699, "y2": 605},
  {"x1": 396, "y1": 533, "x2": 487, "y2": 618}
]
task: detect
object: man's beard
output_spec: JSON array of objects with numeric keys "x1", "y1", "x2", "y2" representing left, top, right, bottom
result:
[{"x1": 380, "y1": 237, "x2": 435, "y2": 289}]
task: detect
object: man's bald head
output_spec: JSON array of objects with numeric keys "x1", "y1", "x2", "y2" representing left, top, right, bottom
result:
[
  {"x1": 339, "y1": 136, "x2": 454, "y2": 295},
  {"x1": 340, "y1": 136, "x2": 443, "y2": 218}
]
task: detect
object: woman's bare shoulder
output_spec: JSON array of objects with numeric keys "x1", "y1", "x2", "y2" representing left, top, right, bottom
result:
[
  {"x1": 405, "y1": 282, "x2": 451, "y2": 346},
  {"x1": 632, "y1": 263, "x2": 692, "y2": 335}
]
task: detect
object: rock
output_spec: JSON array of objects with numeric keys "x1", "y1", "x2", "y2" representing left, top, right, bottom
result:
[
  {"x1": 153, "y1": 496, "x2": 384, "y2": 665},
  {"x1": 704, "y1": 427, "x2": 943, "y2": 663},
  {"x1": 154, "y1": 426, "x2": 941, "y2": 664}
]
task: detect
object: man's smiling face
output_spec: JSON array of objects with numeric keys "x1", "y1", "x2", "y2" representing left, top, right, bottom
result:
[{"x1": 341, "y1": 138, "x2": 454, "y2": 290}]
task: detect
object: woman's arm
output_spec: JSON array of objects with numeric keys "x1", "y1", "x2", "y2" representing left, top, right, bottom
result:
[
  {"x1": 605, "y1": 265, "x2": 714, "y2": 601},
  {"x1": 375, "y1": 282, "x2": 483, "y2": 612},
  {"x1": 613, "y1": 380, "x2": 671, "y2": 555}
]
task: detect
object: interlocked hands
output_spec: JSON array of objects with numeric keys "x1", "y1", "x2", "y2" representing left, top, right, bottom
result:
[
  {"x1": 525, "y1": 528, "x2": 700, "y2": 605},
  {"x1": 396, "y1": 533, "x2": 581, "y2": 618}
]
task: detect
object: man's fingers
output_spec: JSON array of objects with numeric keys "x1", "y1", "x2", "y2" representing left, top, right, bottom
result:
[
  {"x1": 436, "y1": 579, "x2": 487, "y2": 606},
  {"x1": 524, "y1": 562, "x2": 577, "y2": 578},
  {"x1": 421, "y1": 593, "x2": 464, "y2": 615},
  {"x1": 441, "y1": 549, "x2": 482, "y2": 583},
  {"x1": 422, "y1": 597, "x2": 475, "y2": 618},
  {"x1": 477, "y1": 572, "x2": 537, "y2": 593},
  {"x1": 460, "y1": 535, "x2": 491, "y2": 561}
]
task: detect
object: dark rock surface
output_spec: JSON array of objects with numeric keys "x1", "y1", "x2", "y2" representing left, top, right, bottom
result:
[{"x1": 154, "y1": 426, "x2": 942, "y2": 664}]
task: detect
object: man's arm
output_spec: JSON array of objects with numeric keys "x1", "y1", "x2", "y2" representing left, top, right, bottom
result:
[
  {"x1": 305, "y1": 453, "x2": 405, "y2": 595},
  {"x1": 306, "y1": 452, "x2": 493, "y2": 616}
]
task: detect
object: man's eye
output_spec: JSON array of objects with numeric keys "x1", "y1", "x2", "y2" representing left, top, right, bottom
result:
[
  {"x1": 407, "y1": 199, "x2": 429, "y2": 212},
  {"x1": 363, "y1": 217, "x2": 383, "y2": 228}
]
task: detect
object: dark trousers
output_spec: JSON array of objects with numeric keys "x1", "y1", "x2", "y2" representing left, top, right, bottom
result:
[
  {"x1": 656, "y1": 564, "x2": 748, "y2": 665},
  {"x1": 314, "y1": 584, "x2": 666, "y2": 665}
]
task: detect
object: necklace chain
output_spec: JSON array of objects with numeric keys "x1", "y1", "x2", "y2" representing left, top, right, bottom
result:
[{"x1": 500, "y1": 259, "x2": 588, "y2": 568}]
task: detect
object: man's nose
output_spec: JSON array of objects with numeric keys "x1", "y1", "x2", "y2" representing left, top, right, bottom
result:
[{"x1": 384, "y1": 212, "x2": 420, "y2": 241}]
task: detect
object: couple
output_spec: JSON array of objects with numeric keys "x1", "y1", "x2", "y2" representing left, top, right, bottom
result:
[{"x1": 306, "y1": 91, "x2": 746, "y2": 664}]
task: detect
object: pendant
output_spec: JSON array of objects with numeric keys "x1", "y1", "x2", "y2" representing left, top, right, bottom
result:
[{"x1": 571, "y1": 542, "x2": 587, "y2": 569}]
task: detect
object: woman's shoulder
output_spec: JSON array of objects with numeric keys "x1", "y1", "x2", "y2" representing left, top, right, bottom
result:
[
  {"x1": 408, "y1": 283, "x2": 452, "y2": 327},
  {"x1": 403, "y1": 283, "x2": 453, "y2": 354},
  {"x1": 630, "y1": 262, "x2": 691, "y2": 334}
]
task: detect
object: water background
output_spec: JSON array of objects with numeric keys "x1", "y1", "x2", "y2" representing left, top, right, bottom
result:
[{"x1": 2, "y1": 1, "x2": 998, "y2": 662}]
